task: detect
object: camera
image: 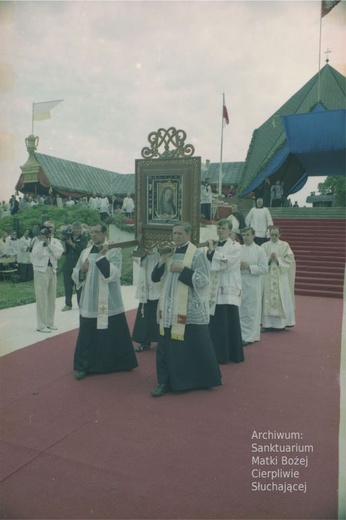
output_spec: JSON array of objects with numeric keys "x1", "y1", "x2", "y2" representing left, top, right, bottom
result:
[
  {"x1": 61, "y1": 225, "x2": 73, "y2": 241},
  {"x1": 41, "y1": 226, "x2": 53, "y2": 237}
]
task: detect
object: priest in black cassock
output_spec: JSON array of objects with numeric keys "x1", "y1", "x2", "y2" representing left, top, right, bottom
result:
[
  {"x1": 150, "y1": 222, "x2": 222, "y2": 397},
  {"x1": 72, "y1": 223, "x2": 138, "y2": 379}
]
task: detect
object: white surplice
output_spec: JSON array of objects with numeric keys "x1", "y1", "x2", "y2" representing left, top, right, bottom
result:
[
  {"x1": 72, "y1": 246, "x2": 125, "y2": 329},
  {"x1": 245, "y1": 207, "x2": 273, "y2": 238},
  {"x1": 239, "y1": 242, "x2": 268, "y2": 342},
  {"x1": 208, "y1": 238, "x2": 242, "y2": 315}
]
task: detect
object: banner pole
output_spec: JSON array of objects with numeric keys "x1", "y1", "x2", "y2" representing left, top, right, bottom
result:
[
  {"x1": 219, "y1": 94, "x2": 225, "y2": 196},
  {"x1": 317, "y1": 14, "x2": 323, "y2": 102}
]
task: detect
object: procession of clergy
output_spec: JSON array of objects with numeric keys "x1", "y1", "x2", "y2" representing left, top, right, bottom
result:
[{"x1": 31, "y1": 199, "x2": 295, "y2": 397}]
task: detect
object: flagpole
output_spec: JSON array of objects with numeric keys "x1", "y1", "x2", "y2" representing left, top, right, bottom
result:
[
  {"x1": 219, "y1": 93, "x2": 225, "y2": 196},
  {"x1": 32, "y1": 102, "x2": 34, "y2": 135},
  {"x1": 317, "y1": 11, "x2": 323, "y2": 102}
]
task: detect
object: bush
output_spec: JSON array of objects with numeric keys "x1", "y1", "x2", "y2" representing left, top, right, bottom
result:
[
  {"x1": 105, "y1": 213, "x2": 135, "y2": 233},
  {"x1": 0, "y1": 205, "x2": 102, "y2": 238}
]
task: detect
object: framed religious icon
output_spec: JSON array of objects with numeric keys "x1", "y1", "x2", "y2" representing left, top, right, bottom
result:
[{"x1": 135, "y1": 127, "x2": 201, "y2": 250}]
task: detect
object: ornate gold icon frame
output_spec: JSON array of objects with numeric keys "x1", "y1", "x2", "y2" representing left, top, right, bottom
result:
[{"x1": 135, "y1": 128, "x2": 201, "y2": 248}]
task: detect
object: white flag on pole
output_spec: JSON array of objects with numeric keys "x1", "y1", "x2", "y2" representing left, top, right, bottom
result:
[{"x1": 33, "y1": 100, "x2": 63, "y2": 121}]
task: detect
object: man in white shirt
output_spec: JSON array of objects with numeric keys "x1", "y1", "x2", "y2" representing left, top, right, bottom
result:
[
  {"x1": 65, "y1": 197, "x2": 75, "y2": 207},
  {"x1": 30, "y1": 221, "x2": 63, "y2": 333},
  {"x1": 245, "y1": 198, "x2": 273, "y2": 246}
]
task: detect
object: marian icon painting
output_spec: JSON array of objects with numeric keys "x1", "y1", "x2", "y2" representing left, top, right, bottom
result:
[{"x1": 147, "y1": 175, "x2": 182, "y2": 224}]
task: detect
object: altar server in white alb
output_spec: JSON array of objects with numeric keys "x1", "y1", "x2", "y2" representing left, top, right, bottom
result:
[
  {"x1": 7, "y1": 231, "x2": 19, "y2": 259},
  {"x1": 245, "y1": 198, "x2": 273, "y2": 246},
  {"x1": 207, "y1": 219, "x2": 244, "y2": 364},
  {"x1": 122, "y1": 193, "x2": 135, "y2": 218},
  {"x1": 132, "y1": 244, "x2": 161, "y2": 352},
  {"x1": 239, "y1": 227, "x2": 268, "y2": 345},
  {"x1": 261, "y1": 226, "x2": 296, "y2": 332}
]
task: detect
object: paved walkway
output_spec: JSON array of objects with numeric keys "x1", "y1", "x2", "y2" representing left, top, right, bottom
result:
[{"x1": 0, "y1": 285, "x2": 138, "y2": 357}]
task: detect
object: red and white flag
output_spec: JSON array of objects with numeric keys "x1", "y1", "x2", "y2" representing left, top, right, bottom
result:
[
  {"x1": 321, "y1": 0, "x2": 340, "y2": 18},
  {"x1": 33, "y1": 100, "x2": 63, "y2": 121},
  {"x1": 223, "y1": 101, "x2": 229, "y2": 126}
]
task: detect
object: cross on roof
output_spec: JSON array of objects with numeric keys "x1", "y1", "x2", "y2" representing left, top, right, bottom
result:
[{"x1": 324, "y1": 48, "x2": 332, "y2": 63}]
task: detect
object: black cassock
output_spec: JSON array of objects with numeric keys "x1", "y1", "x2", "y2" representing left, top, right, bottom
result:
[
  {"x1": 152, "y1": 246, "x2": 222, "y2": 392},
  {"x1": 73, "y1": 250, "x2": 137, "y2": 374}
]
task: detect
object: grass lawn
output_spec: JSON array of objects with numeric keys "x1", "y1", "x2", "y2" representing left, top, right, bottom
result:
[{"x1": 0, "y1": 247, "x2": 134, "y2": 310}]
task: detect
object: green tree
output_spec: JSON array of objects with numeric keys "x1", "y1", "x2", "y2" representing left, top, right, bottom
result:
[{"x1": 318, "y1": 176, "x2": 346, "y2": 207}]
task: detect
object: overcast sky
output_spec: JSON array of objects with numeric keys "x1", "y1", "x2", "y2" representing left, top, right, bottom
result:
[{"x1": 1, "y1": 0, "x2": 345, "y2": 207}]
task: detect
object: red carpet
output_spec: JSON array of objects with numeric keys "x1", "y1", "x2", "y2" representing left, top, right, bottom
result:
[{"x1": 0, "y1": 298, "x2": 342, "y2": 520}]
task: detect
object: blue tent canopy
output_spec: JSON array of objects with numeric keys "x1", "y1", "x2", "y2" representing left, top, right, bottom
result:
[
  {"x1": 240, "y1": 107, "x2": 345, "y2": 198},
  {"x1": 281, "y1": 109, "x2": 346, "y2": 177},
  {"x1": 240, "y1": 143, "x2": 293, "y2": 197}
]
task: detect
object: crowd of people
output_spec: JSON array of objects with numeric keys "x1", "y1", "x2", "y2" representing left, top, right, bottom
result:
[
  {"x1": 21, "y1": 216, "x2": 294, "y2": 398},
  {"x1": 1, "y1": 188, "x2": 296, "y2": 398},
  {"x1": 0, "y1": 229, "x2": 34, "y2": 282},
  {"x1": 134, "y1": 220, "x2": 295, "y2": 396},
  {"x1": 254, "y1": 177, "x2": 299, "y2": 208},
  {"x1": 0, "y1": 193, "x2": 136, "y2": 220}
]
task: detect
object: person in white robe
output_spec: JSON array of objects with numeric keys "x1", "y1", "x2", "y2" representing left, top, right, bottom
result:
[
  {"x1": 99, "y1": 196, "x2": 110, "y2": 220},
  {"x1": 245, "y1": 198, "x2": 273, "y2": 246},
  {"x1": 239, "y1": 227, "x2": 268, "y2": 345},
  {"x1": 122, "y1": 193, "x2": 135, "y2": 218},
  {"x1": 261, "y1": 226, "x2": 296, "y2": 331},
  {"x1": 88, "y1": 194, "x2": 100, "y2": 211},
  {"x1": 207, "y1": 219, "x2": 244, "y2": 363},
  {"x1": 72, "y1": 223, "x2": 137, "y2": 379},
  {"x1": 7, "y1": 231, "x2": 19, "y2": 259},
  {"x1": 132, "y1": 245, "x2": 161, "y2": 352},
  {"x1": 17, "y1": 229, "x2": 33, "y2": 281},
  {"x1": 200, "y1": 178, "x2": 213, "y2": 220}
]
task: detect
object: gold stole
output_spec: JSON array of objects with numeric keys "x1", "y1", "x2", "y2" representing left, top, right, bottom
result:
[{"x1": 159, "y1": 242, "x2": 196, "y2": 341}]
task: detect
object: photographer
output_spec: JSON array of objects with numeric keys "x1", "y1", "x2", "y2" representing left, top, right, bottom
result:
[
  {"x1": 200, "y1": 178, "x2": 213, "y2": 221},
  {"x1": 30, "y1": 221, "x2": 64, "y2": 333},
  {"x1": 61, "y1": 221, "x2": 88, "y2": 311}
]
